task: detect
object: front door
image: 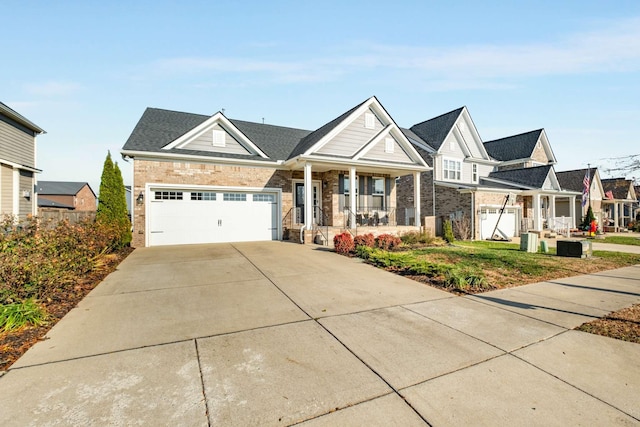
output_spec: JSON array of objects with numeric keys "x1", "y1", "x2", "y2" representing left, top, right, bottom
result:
[{"x1": 294, "y1": 182, "x2": 320, "y2": 224}]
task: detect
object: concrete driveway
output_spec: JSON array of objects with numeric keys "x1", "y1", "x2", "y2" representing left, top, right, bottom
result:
[{"x1": 1, "y1": 242, "x2": 639, "y2": 425}]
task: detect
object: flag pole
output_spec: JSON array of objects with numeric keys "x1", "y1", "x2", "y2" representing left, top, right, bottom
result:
[{"x1": 587, "y1": 163, "x2": 591, "y2": 209}]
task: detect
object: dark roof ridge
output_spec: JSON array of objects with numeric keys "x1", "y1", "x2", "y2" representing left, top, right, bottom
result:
[
  {"x1": 484, "y1": 128, "x2": 544, "y2": 144},
  {"x1": 410, "y1": 106, "x2": 465, "y2": 128}
]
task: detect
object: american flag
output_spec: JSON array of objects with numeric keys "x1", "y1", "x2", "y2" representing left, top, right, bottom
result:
[
  {"x1": 605, "y1": 190, "x2": 614, "y2": 200},
  {"x1": 581, "y1": 170, "x2": 590, "y2": 207}
]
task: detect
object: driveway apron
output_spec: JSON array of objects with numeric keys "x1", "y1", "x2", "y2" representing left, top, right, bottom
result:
[{"x1": 1, "y1": 242, "x2": 638, "y2": 426}]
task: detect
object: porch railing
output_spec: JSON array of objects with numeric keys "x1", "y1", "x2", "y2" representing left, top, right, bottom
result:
[
  {"x1": 548, "y1": 217, "x2": 573, "y2": 237},
  {"x1": 312, "y1": 206, "x2": 329, "y2": 245},
  {"x1": 341, "y1": 207, "x2": 400, "y2": 228}
]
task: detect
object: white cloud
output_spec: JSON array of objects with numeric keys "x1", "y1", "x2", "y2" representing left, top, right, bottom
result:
[{"x1": 142, "y1": 17, "x2": 640, "y2": 90}]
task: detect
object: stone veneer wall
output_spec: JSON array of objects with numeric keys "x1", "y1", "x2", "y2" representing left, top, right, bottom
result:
[{"x1": 132, "y1": 159, "x2": 293, "y2": 247}]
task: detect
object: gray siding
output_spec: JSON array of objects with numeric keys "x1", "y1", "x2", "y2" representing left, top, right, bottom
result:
[
  {"x1": 1, "y1": 164, "x2": 13, "y2": 215},
  {"x1": 182, "y1": 123, "x2": 252, "y2": 155},
  {"x1": 19, "y1": 170, "x2": 34, "y2": 218},
  {"x1": 361, "y1": 135, "x2": 414, "y2": 164},
  {"x1": 0, "y1": 119, "x2": 36, "y2": 168},
  {"x1": 316, "y1": 109, "x2": 384, "y2": 157}
]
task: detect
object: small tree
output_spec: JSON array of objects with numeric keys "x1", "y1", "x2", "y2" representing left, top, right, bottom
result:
[
  {"x1": 581, "y1": 205, "x2": 596, "y2": 230},
  {"x1": 443, "y1": 219, "x2": 455, "y2": 243},
  {"x1": 97, "y1": 151, "x2": 131, "y2": 247}
]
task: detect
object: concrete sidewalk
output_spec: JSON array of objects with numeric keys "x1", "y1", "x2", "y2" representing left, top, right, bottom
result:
[{"x1": 1, "y1": 242, "x2": 638, "y2": 425}]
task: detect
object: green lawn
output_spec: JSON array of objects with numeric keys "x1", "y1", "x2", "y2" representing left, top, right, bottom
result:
[
  {"x1": 357, "y1": 240, "x2": 640, "y2": 294},
  {"x1": 599, "y1": 235, "x2": 640, "y2": 246}
]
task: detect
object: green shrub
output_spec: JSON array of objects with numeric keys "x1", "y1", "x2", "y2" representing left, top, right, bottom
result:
[
  {"x1": 443, "y1": 220, "x2": 455, "y2": 243},
  {"x1": 355, "y1": 245, "x2": 374, "y2": 259},
  {"x1": 401, "y1": 230, "x2": 437, "y2": 246},
  {"x1": 354, "y1": 233, "x2": 375, "y2": 248},
  {"x1": 0, "y1": 216, "x2": 121, "y2": 303},
  {"x1": 375, "y1": 234, "x2": 402, "y2": 251},
  {"x1": 333, "y1": 232, "x2": 355, "y2": 255},
  {"x1": 0, "y1": 299, "x2": 48, "y2": 332}
]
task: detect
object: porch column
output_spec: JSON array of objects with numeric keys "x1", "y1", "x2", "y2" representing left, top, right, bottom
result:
[
  {"x1": 414, "y1": 171, "x2": 421, "y2": 227},
  {"x1": 549, "y1": 195, "x2": 556, "y2": 220},
  {"x1": 532, "y1": 193, "x2": 542, "y2": 231},
  {"x1": 304, "y1": 162, "x2": 313, "y2": 230},
  {"x1": 569, "y1": 196, "x2": 576, "y2": 229},
  {"x1": 614, "y1": 202, "x2": 619, "y2": 231},
  {"x1": 349, "y1": 167, "x2": 357, "y2": 227}
]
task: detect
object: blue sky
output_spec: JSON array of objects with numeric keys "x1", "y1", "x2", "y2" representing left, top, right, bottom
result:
[{"x1": 4, "y1": 1, "x2": 640, "y2": 193}]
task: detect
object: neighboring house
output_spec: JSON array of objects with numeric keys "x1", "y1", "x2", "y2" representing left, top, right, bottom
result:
[
  {"x1": 125, "y1": 185, "x2": 132, "y2": 218},
  {"x1": 556, "y1": 168, "x2": 605, "y2": 230},
  {"x1": 397, "y1": 107, "x2": 578, "y2": 240},
  {"x1": 36, "y1": 181, "x2": 97, "y2": 211},
  {"x1": 121, "y1": 97, "x2": 431, "y2": 247},
  {"x1": 635, "y1": 185, "x2": 640, "y2": 221},
  {"x1": 0, "y1": 102, "x2": 45, "y2": 219},
  {"x1": 601, "y1": 178, "x2": 638, "y2": 231}
]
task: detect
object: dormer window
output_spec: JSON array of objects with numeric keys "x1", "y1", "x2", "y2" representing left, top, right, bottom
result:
[
  {"x1": 212, "y1": 129, "x2": 226, "y2": 147},
  {"x1": 364, "y1": 113, "x2": 375, "y2": 129}
]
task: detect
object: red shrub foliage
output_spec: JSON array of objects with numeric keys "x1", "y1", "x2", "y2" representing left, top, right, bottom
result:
[
  {"x1": 333, "y1": 232, "x2": 355, "y2": 255},
  {"x1": 353, "y1": 233, "x2": 375, "y2": 248},
  {"x1": 375, "y1": 233, "x2": 402, "y2": 251}
]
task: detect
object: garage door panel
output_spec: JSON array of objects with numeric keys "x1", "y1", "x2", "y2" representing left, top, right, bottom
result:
[
  {"x1": 480, "y1": 208, "x2": 517, "y2": 240},
  {"x1": 148, "y1": 190, "x2": 278, "y2": 246}
]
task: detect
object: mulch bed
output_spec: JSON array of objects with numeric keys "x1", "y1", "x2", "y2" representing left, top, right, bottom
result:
[
  {"x1": 0, "y1": 247, "x2": 134, "y2": 371},
  {"x1": 576, "y1": 304, "x2": 640, "y2": 343}
]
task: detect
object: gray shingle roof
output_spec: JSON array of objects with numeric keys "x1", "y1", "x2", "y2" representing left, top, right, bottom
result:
[
  {"x1": 488, "y1": 165, "x2": 553, "y2": 189},
  {"x1": 122, "y1": 107, "x2": 312, "y2": 162},
  {"x1": 400, "y1": 128, "x2": 434, "y2": 166},
  {"x1": 37, "y1": 181, "x2": 93, "y2": 196},
  {"x1": 409, "y1": 107, "x2": 464, "y2": 151},
  {"x1": 483, "y1": 129, "x2": 543, "y2": 161},
  {"x1": 601, "y1": 178, "x2": 634, "y2": 200},
  {"x1": 555, "y1": 168, "x2": 596, "y2": 192}
]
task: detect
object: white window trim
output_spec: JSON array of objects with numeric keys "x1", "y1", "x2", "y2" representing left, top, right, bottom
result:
[
  {"x1": 472, "y1": 164, "x2": 478, "y2": 183},
  {"x1": 442, "y1": 158, "x2": 462, "y2": 181},
  {"x1": 384, "y1": 137, "x2": 394, "y2": 153},
  {"x1": 212, "y1": 129, "x2": 226, "y2": 147},
  {"x1": 364, "y1": 112, "x2": 375, "y2": 130}
]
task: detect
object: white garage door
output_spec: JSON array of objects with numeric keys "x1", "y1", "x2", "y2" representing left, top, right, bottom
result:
[
  {"x1": 479, "y1": 207, "x2": 517, "y2": 240},
  {"x1": 148, "y1": 189, "x2": 278, "y2": 246}
]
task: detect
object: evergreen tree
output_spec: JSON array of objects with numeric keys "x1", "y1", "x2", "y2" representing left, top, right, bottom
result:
[
  {"x1": 581, "y1": 205, "x2": 596, "y2": 230},
  {"x1": 97, "y1": 151, "x2": 131, "y2": 246},
  {"x1": 96, "y1": 152, "x2": 116, "y2": 223},
  {"x1": 443, "y1": 219, "x2": 455, "y2": 243},
  {"x1": 114, "y1": 162, "x2": 132, "y2": 245}
]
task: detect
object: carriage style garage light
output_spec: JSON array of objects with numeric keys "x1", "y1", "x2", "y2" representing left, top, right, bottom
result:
[{"x1": 136, "y1": 192, "x2": 144, "y2": 205}]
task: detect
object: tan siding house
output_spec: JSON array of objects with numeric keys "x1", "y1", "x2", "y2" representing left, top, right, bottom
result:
[{"x1": 0, "y1": 102, "x2": 45, "y2": 219}]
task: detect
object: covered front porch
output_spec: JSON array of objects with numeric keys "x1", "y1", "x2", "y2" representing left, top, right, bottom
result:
[
  {"x1": 519, "y1": 190, "x2": 578, "y2": 237},
  {"x1": 283, "y1": 161, "x2": 426, "y2": 244}
]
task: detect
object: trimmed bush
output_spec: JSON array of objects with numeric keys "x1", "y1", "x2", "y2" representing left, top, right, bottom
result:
[
  {"x1": 333, "y1": 232, "x2": 355, "y2": 255},
  {"x1": 400, "y1": 230, "x2": 437, "y2": 246},
  {"x1": 354, "y1": 233, "x2": 375, "y2": 248},
  {"x1": 375, "y1": 234, "x2": 401, "y2": 251}
]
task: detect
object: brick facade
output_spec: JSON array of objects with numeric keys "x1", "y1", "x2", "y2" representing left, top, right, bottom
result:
[
  {"x1": 132, "y1": 159, "x2": 294, "y2": 247},
  {"x1": 132, "y1": 159, "x2": 401, "y2": 247}
]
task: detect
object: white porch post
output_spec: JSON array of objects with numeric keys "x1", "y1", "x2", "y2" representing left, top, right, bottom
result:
[
  {"x1": 614, "y1": 202, "x2": 619, "y2": 231},
  {"x1": 549, "y1": 195, "x2": 556, "y2": 220},
  {"x1": 533, "y1": 193, "x2": 542, "y2": 231},
  {"x1": 414, "y1": 171, "x2": 421, "y2": 227},
  {"x1": 304, "y1": 162, "x2": 313, "y2": 230},
  {"x1": 569, "y1": 196, "x2": 576, "y2": 228},
  {"x1": 349, "y1": 167, "x2": 357, "y2": 227}
]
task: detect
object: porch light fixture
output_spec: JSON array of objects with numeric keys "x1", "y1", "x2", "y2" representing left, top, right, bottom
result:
[{"x1": 136, "y1": 192, "x2": 144, "y2": 205}]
